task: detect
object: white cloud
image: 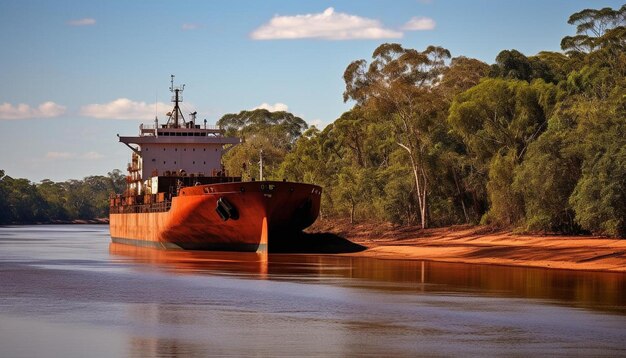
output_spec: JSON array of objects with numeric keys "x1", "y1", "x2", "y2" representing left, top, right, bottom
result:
[
  {"x1": 0, "y1": 101, "x2": 66, "y2": 120},
  {"x1": 82, "y1": 151, "x2": 104, "y2": 160},
  {"x1": 402, "y1": 17, "x2": 436, "y2": 31},
  {"x1": 46, "y1": 152, "x2": 74, "y2": 159},
  {"x1": 251, "y1": 7, "x2": 402, "y2": 40},
  {"x1": 80, "y1": 98, "x2": 173, "y2": 120},
  {"x1": 67, "y1": 18, "x2": 96, "y2": 26},
  {"x1": 182, "y1": 23, "x2": 200, "y2": 30},
  {"x1": 253, "y1": 102, "x2": 289, "y2": 112}
]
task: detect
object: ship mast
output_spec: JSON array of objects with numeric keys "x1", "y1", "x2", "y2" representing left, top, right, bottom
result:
[{"x1": 167, "y1": 74, "x2": 186, "y2": 128}]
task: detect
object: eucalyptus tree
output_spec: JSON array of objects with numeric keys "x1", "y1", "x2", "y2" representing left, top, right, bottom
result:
[
  {"x1": 448, "y1": 78, "x2": 555, "y2": 226},
  {"x1": 561, "y1": 5, "x2": 626, "y2": 55},
  {"x1": 218, "y1": 109, "x2": 308, "y2": 150},
  {"x1": 343, "y1": 43, "x2": 452, "y2": 228},
  {"x1": 217, "y1": 109, "x2": 308, "y2": 179}
]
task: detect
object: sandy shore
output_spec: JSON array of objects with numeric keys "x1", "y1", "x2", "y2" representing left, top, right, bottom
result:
[{"x1": 308, "y1": 220, "x2": 626, "y2": 272}]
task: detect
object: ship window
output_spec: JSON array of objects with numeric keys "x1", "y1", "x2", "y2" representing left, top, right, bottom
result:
[
  {"x1": 152, "y1": 159, "x2": 155, "y2": 162},
  {"x1": 174, "y1": 161, "x2": 177, "y2": 164},
  {"x1": 203, "y1": 161, "x2": 206, "y2": 165},
  {"x1": 193, "y1": 161, "x2": 195, "y2": 164},
  {"x1": 193, "y1": 148, "x2": 195, "y2": 152},
  {"x1": 163, "y1": 148, "x2": 166, "y2": 151},
  {"x1": 215, "y1": 148, "x2": 218, "y2": 151},
  {"x1": 163, "y1": 161, "x2": 166, "y2": 164},
  {"x1": 184, "y1": 148, "x2": 186, "y2": 151},
  {"x1": 203, "y1": 148, "x2": 206, "y2": 152},
  {"x1": 175, "y1": 148, "x2": 177, "y2": 151}
]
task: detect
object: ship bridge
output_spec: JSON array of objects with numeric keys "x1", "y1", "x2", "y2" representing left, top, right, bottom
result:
[{"x1": 118, "y1": 75, "x2": 241, "y2": 195}]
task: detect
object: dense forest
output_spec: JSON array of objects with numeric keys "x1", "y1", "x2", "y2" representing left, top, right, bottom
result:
[
  {"x1": 2, "y1": 6, "x2": 624, "y2": 237},
  {"x1": 220, "y1": 5, "x2": 626, "y2": 237},
  {"x1": 0, "y1": 169, "x2": 125, "y2": 224}
]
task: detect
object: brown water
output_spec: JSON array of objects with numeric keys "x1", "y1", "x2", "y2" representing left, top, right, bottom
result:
[{"x1": 0, "y1": 225, "x2": 625, "y2": 357}]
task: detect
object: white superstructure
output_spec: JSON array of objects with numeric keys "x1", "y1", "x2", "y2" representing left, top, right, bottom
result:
[{"x1": 118, "y1": 76, "x2": 241, "y2": 195}]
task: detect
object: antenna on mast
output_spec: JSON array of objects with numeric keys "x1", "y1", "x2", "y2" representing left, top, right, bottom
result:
[{"x1": 166, "y1": 74, "x2": 186, "y2": 128}]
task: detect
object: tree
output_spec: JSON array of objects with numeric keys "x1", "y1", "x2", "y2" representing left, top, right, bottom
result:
[
  {"x1": 218, "y1": 109, "x2": 309, "y2": 180},
  {"x1": 217, "y1": 109, "x2": 308, "y2": 150},
  {"x1": 439, "y1": 56, "x2": 490, "y2": 100},
  {"x1": 567, "y1": 99, "x2": 626, "y2": 237},
  {"x1": 37, "y1": 179, "x2": 70, "y2": 220},
  {"x1": 0, "y1": 170, "x2": 11, "y2": 223},
  {"x1": 561, "y1": 5, "x2": 626, "y2": 55},
  {"x1": 343, "y1": 43, "x2": 452, "y2": 229},
  {"x1": 334, "y1": 166, "x2": 376, "y2": 224},
  {"x1": 513, "y1": 129, "x2": 581, "y2": 233},
  {"x1": 107, "y1": 169, "x2": 126, "y2": 194},
  {"x1": 448, "y1": 78, "x2": 555, "y2": 225}
]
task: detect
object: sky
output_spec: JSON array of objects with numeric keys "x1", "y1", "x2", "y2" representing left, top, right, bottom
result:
[{"x1": 0, "y1": 0, "x2": 622, "y2": 182}]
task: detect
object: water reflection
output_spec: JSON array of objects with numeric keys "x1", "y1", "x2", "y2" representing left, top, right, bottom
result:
[{"x1": 110, "y1": 243, "x2": 626, "y2": 314}]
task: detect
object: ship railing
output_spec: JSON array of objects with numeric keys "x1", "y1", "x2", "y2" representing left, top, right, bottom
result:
[
  {"x1": 110, "y1": 201, "x2": 172, "y2": 214},
  {"x1": 141, "y1": 124, "x2": 221, "y2": 131}
]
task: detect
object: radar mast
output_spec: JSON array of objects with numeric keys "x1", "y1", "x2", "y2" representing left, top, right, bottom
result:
[{"x1": 166, "y1": 74, "x2": 186, "y2": 128}]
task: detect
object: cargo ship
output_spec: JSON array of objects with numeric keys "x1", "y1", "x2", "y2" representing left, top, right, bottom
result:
[{"x1": 109, "y1": 76, "x2": 321, "y2": 251}]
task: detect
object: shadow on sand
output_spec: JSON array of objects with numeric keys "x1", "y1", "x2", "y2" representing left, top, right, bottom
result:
[{"x1": 270, "y1": 232, "x2": 367, "y2": 254}]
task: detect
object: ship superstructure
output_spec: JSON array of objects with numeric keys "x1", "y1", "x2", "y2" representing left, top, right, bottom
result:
[{"x1": 119, "y1": 75, "x2": 241, "y2": 197}]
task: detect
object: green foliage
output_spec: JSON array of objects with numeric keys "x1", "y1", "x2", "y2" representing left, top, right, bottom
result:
[
  {"x1": 482, "y1": 151, "x2": 524, "y2": 226},
  {"x1": 447, "y1": 78, "x2": 554, "y2": 222},
  {"x1": 218, "y1": 109, "x2": 308, "y2": 180},
  {"x1": 0, "y1": 170, "x2": 125, "y2": 224},
  {"x1": 561, "y1": 5, "x2": 626, "y2": 55},
  {"x1": 568, "y1": 102, "x2": 626, "y2": 237},
  {"x1": 513, "y1": 129, "x2": 581, "y2": 232},
  {"x1": 218, "y1": 109, "x2": 307, "y2": 150}
]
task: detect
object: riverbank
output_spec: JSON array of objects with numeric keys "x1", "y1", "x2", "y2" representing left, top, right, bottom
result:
[{"x1": 307, "y1": 219, "x2": 626, "y2": 272}]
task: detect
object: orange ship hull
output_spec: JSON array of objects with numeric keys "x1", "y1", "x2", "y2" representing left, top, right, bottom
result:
[{"x1": 109, "y1": 181, "x2": 321, "y2": 251}]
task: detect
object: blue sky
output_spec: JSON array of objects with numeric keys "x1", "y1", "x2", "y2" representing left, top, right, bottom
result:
[{"x1": 0, "y1": 0, "x2": 622, "y2": 182}]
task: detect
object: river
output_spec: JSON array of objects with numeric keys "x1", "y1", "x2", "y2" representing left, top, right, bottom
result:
[{"x1": 0, "y1": 225, "x2": 625, "y2": 357}]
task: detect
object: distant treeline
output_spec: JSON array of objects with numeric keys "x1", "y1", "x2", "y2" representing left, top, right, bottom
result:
[
  {"x1": 0, "y1": 169, "x2": 125, "y2": 224},
  {"x1": 219, "y1": 5, "x2": 626, "y2": 237}
]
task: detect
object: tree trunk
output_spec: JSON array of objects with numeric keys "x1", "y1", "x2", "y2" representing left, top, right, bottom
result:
[
  {"x1": 350, "y1": 201, "x2": 355, "y2": 225},
  {"x1": 452, "y1": 168, "x2": 469, "y2": 223},
  {"x1": 397, "y1": 142, "x2": 428, "y2": 229}
]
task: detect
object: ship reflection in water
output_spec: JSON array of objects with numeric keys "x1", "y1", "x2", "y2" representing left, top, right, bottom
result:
[
  {"x1": 110, "y1": 243, "x2": 626, "y2": 314},
  {"x1": 1, "y1": 225, "x2": 625, "y2": 357}
]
